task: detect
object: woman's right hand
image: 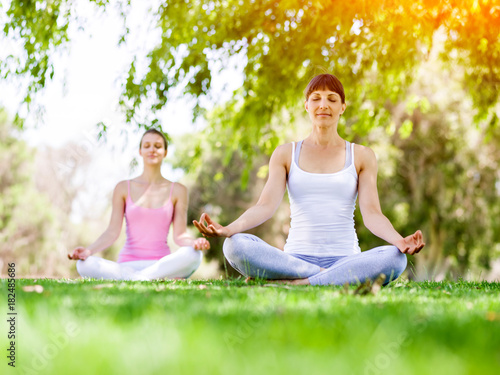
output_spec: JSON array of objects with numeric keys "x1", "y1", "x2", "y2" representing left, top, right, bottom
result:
[
  {"x1": 68, "y1": 247, "x2": 92, "y2": 261},
  {"x1": 193, "y1": 213, "x2": 232, "y2": 238}
]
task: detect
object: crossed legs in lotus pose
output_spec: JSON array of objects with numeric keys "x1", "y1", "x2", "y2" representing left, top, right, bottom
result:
[
  {"x1": 223, "y1": 234, "x2": 407, "y2": 285},
  {"x1": 76, "y1": 246, "x2": 203, "y2": 281}
]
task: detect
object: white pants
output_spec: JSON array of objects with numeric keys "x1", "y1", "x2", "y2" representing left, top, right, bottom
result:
[{"x1": 76, "y1": 246, "x2": 203, "y2": 281}]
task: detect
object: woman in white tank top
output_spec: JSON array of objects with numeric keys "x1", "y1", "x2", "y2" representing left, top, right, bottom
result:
[{"x1": 194, "y1": 74, "x2": 425, "y2": 285}]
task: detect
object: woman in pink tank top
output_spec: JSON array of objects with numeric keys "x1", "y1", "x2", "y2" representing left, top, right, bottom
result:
[{"x1": 67, "y1": 129, "x2": 209, "y2": 280}]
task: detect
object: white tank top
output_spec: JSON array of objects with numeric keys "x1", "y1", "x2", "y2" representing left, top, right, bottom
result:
[{"x1": 284, "y1": 140, "x2": 361, "y2": 256}]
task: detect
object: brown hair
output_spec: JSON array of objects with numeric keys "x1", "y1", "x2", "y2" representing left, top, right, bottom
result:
[
  {"x1": 304, "y1": 74, "x2": 345, "y2": 103},
  {"x1": 140, "y1": 128, "x2": 168, "y2": 149}
]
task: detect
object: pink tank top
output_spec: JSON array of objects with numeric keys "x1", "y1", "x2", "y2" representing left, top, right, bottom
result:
[{"x1": 117, "y1": 180, "x2": 174, "y2": 262}]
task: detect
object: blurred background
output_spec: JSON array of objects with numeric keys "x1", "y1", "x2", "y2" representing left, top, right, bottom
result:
[{"x1": 0, "y1": 0, "x2": 499, "y2": 281}]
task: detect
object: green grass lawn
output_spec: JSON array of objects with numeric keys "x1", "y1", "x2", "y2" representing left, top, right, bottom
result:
[{"x1": 2, "y1": 278, "x2": 500, "y2": 375}]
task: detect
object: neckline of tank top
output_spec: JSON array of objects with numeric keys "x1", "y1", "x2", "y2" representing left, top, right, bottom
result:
[
  {"x1": 292, "y1": 140, "x2": 356, "y2": 176},
  {"x1": 127, "y1": 180, "x2": 174, "y2": 210},
  {"x1": 128, "y1": 195, "x2": 173, "y2": 210}
]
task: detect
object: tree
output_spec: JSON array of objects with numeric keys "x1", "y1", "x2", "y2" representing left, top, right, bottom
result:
[
  {"x1": 355, "y1": 55, "x2": 500, "y2": 280},
  {"x1": 2, "y1": 1, "x2": 499, "y2": 158},
  {"x1": 0, "y1": 108, "x2": 64, "y2": 276}
]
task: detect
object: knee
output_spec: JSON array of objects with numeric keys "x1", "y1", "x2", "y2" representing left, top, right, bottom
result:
[
  {"x1": 393, "y1": 246, "x2": 407, "y2": 272},
  {"x1": 381, "y1": 246, "x2": 407, "y2": 276},
  {"x1": 222, "y1": 234, "x2": 247, "y2": 262},
  {"x1": 76, "y1": 260, "x2": 84, "y2": 275},
  {"x1": 75, "y1": 256, "x2": 96, "y2": 276},
  {"x1": 178, "y1": 246, "x2": 203, "y2": 265}
]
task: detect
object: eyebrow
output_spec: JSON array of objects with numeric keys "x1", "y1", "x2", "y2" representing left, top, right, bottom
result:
[
  {"x1": 143, "y1": 141, "x2": 163, "y2": 145},
  {"x1": 311, "y1": 92, "x2": 340, "y2": 97}
]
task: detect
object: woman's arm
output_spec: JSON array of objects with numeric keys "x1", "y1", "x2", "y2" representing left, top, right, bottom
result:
[
  {"x1": 193, "y1": 144, "x2": 290, "y2": 237},
  {"x1": 357, "y1": 145, "x2": 425, "y2": 254},
  {"x1": 171, "y1": 183, "x2": 210, "y2": 250},
  {"x1": 68, "y1": 181, "x2": 127, "y2": 260}
]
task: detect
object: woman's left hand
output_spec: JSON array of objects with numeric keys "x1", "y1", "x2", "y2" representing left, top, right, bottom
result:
[
  {"x1": 194, "y1": 237, "x2": 211, "y2": 251},
  {"x1": 395, "y1": 230, "x2": 425, "y2": 255}
]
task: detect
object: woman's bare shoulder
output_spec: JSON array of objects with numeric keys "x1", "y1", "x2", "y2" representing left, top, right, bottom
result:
[
  {"x1": 170, "y1": 181, "x2": 188, "y2": 203},
  {"x1": 273, "y1": 142, "x2": 294, "y2": 157},
  {"x1": 271, "y1": 143, "x2": 294, "y2": 171},
  {"x1": 114, "y1": 180, "x2": 129, "y2": 192},
  {"x1": 112, "y1": 180, "x2": 129, "y2": 201},
  {"x1": 353, "y1": 143, "x2": 377, "y2": 173},
  {"x1": 353, "y1": 142, "x2": 376, "y2": 157},
  {"x1": 273, "y1": 143, "x2": 294, "y2": 163},
  {"x1": 172, "y1": 181, "x2": 187, "y2": 194}
]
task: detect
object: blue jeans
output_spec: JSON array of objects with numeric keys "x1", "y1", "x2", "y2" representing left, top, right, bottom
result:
[{"x1": 223, "y1": 233, "x2": 407, "y2": 285}]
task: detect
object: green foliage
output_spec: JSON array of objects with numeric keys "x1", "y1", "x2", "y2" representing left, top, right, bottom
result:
[
  {"x1": 2, "y1": 1, "x2": 499, "y2": 151},
  {"x1": 2, "y1": 278, "x2": 500, "y2": 375},
  {"x1": 2, "y1": 0, "x2": 69, "y2": 127},
  {"x1": 441, "y1": 1, "x2": 500, "y2": 123},
  {"x1": 124, "y1": 0, "x2": 432, "y2": 161}
]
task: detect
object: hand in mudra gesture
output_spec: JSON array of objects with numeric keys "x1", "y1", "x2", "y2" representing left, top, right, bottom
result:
[
  {"x1": 68, "y1": 247, "x2": 91, "y2": 260},
  {"x1": 193, "y1": 213, "x2": 231, "y2": 238},
  {"x1": 193, "y1": 237, "x2": 211, "y2": 250},
  {"x1": 395, "y1": 230, "x2": 425, "y2": 255}
]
